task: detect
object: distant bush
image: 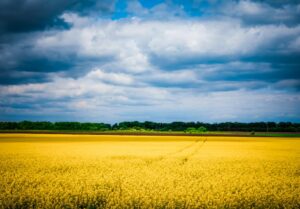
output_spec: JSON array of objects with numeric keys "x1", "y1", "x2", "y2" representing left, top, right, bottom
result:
[{"x1": 185, "y1": 126, "x2": 207, "y2": 134}]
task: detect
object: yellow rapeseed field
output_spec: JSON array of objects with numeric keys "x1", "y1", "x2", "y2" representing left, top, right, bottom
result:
[{"x1": 0, "y1": 134, "x2": 299, "y2": 208}]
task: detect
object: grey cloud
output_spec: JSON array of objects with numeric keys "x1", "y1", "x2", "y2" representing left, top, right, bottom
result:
[
  {"x1": 2, "y1": 15, "x2": 300, "y2": 90},
  {"x1": 218, "y1": 0, "x2": 300, "y2": 26},
  {"x1": 252, "y1": 0, "x2": 300, "y2": 7},
  {"x1": 0, "y1": 70, "x2": 50, "y2": 85},
  {"x1": 0, "y1": 0, "x2": 117, "y2": 85},
  {"x1": 0, "y1": 0, "x2": 115, "y2": 34}
]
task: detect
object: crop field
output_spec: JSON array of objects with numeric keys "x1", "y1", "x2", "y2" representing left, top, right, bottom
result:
[{"x1": 0, "y1": 134, "x2": 299, "y2": 209}]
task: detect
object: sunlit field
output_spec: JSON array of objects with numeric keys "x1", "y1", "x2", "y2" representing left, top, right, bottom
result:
[{"x1": 0, "y1": 134, "x2": 299, "y2": 209}]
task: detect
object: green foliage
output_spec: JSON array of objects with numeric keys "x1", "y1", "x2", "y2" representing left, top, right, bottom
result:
[
  {"x1": 0, "y1": 121, "x2": 299, "y2": 132},
  {"x1": 185, "y1": 126, "x2": 207, "y2": 133},
  {"x1": 0, "y1": 121, "x2": 111, "y2": 131},
  {"x1": 198, "y1": 126, "x2": 207, "y2": 132}
]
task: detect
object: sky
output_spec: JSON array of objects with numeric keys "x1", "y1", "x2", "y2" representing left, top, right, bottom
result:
[{"x1": 0, "y1": 0, "x2": 300, "y2": 123}]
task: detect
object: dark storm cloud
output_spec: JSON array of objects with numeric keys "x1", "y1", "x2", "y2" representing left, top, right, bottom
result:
[
  {"x1": 148, "y1": 46, "x2": 300, "y2": 89},
  {"x1": 0, "y1": 70, "x2": 50, "y2": 85},
  {"x1": 148, "y1": 48, "x2": 300, "y2": 91},
  {"x1": 0, "y1": 0, "x2": 117, "y2": 85},
  {"x1": 0, "y1": 33, "x2": 73, "y2": 84},
  {"x1": 0, "y1": 50, "x2": 115, "y2": 84},
  {"x1": 0, "y1": 56, "x2": 76, "y2": 85},
  {"x1": 0, "y1": 0, "x2": 115, "y2": 34},
  {"x1": 217, "y1": 0, "x2": 300, "y2": 26},
  {"x1": 252, "y1": 0, "x2": 300, "y2": 7},
  {"x1": 198, "y1": 61, "x2": 300, "y2": 87}
]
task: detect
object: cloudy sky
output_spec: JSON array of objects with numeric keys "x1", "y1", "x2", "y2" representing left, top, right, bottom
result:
[{"x1": 0, "y1": 0, "x2": 300, "y2": 123}]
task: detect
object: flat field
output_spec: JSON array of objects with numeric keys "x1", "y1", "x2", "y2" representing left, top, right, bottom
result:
[{"x1": 0, "y1": 134, "x2": 299, "y2": 208}]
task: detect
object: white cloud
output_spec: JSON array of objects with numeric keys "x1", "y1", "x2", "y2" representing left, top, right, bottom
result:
[
  {"x1": 0, "y1": 69, "x2": 170, "y2": 107},
  {"x1": 86, "y1": 69, "x2": 135, "y2": 85},
  {"x1": 1, "y1": 9, "x2": 300, "y2": 122},
  {"x1": 34, "y1": 13, "x2": 300, "y2": 73},
  {"x1": 1, "y1": 67, "x2": 300, "y2": 122}
]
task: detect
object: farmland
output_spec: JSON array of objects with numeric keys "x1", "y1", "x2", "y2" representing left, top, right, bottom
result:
[{"x1": 0, "y1": 134, "x2": 299, "y2": 208}]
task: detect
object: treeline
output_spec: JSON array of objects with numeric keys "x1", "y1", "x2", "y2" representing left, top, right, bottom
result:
[
  {"x1": 113, "y1": 121, "x2": 300, "y2": 132},
  {"x1": 0, "y1": 121, "x2": 111, "y2": 131},
  {"x1": 0, "y1": 121, "x2": 300, "y2": 132}
]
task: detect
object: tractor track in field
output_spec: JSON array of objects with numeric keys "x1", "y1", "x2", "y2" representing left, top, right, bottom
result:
[
  {"x1": 166, "y1": 139, "x2": 201, "y2": 156},
  {"x1": 180, "y1": 138, "x2": 207, "y2": 165},
  {"x1": 144, "y1": 138, "x2": 207, "y2": 166}
]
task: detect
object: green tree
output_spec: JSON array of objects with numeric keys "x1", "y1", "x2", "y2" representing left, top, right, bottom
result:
[{"x1": 197, "y1": 126, "x2": 207, "y2": 132}]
